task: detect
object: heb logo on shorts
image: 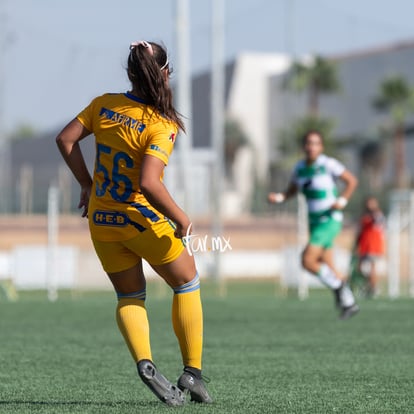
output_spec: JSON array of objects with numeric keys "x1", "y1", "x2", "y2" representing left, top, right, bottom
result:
[{"x1": 93, "y1": 210, "x2": 128, "y2": 226}]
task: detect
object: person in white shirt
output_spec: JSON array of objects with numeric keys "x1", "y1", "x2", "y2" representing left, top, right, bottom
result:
[{"x1": 268, "y1": 130, "x2": 359, "y2": 320}]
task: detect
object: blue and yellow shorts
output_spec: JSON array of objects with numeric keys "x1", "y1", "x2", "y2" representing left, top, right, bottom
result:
[{"x1": 92, "y1": 219, "x2": 185, "y2": 274}]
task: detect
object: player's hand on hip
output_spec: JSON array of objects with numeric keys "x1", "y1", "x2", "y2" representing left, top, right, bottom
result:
[
  {"x1": 78, "y1": 185, "x2": 91, "y2": 218},
  {"x1": 174, "y1": 217, "x2": 192, "y2": 239}
]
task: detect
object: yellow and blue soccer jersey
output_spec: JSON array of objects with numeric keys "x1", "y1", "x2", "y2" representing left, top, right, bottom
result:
[{"x1": 77, "y1": 92, "x2": 179, "y2": 241}]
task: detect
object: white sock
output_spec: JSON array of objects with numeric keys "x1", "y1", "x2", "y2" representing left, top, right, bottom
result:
[
  {"x1": 318, "y1": 264, "x2": 342, "y2": 290},
  {"x1": 339, "y1": 284, "x2": 355, "y2": 307}
]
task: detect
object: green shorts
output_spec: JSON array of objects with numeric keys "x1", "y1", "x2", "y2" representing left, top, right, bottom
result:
[{"x1": 309, "y1": 213, "x2": 342, "y2": 248}]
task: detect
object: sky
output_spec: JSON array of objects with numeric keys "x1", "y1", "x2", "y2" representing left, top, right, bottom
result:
[{"x1": 1, "y1": 0, "x2": 414, "y2": 134}]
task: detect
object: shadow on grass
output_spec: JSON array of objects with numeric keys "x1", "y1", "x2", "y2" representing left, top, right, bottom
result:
[{"x1": 0, "y1": 400, "x2": 160, "y2": 408}]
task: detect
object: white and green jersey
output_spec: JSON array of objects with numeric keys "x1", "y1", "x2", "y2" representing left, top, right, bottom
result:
[{"x1": 291, "y1": 154, "x2": 345, "y2": 223}]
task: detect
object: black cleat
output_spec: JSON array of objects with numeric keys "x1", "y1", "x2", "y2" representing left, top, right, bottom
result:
[
  {"x1": 137, "y1": 360, "x2": 185, "y2": 407},
  {"x1": 177, "y1": 370, "x2": 213, "y2": 403},
  {"x1": 333, "y1": 286, "x2": 342, "y2": 309},
  {"x1": 339, "y1": 303, "x2": 360, "y2": 320}
]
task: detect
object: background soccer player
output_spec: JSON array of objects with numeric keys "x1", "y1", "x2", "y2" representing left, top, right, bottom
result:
[
  {"x1": 268, "y1": 130, "x2": 359, "y2": 320},
  {"x1": 56, "y1": 40, "x2": 212, "y2": 406},
  {"x1": 354, "y1": 196, "x2": 386, "y2": 297}
]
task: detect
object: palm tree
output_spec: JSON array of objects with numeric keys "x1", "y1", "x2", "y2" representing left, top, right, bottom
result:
[
  {"x1": 372, "y1": 75, "x2": 414, "y2": 188},
  {"x1": 283, "y1": 55, "x2": 340, "y2": 117},
  {"x1": 273, "y1": 55, "x2": 340, "y2": 184}
]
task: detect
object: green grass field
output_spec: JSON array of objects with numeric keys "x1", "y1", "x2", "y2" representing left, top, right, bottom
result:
[{"x1": 1, "y1": 281, "x2": 413, "y2": 414}]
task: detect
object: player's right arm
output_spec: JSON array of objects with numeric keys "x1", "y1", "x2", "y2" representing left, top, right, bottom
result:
[
  {"x1": 56, "y1": 118, "x2": 93, "y2": 217},
  {"x1": 140, "y1": 154, "x2": 191, "y2": 239},
  {"x1": 268, "y1": 181, "x2": 298, "y2": 204}
]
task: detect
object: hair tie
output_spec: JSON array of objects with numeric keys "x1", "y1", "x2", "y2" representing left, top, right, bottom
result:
[
  {"x1": 160, "y1": 58, "x2": 169, "y2": 71},
  {"x1": 130, "y1": 40, "x2": 154, "y2": 56}
]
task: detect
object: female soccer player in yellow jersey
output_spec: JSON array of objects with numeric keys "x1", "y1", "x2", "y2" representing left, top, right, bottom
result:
[{"x1": 56, "y1": 40, "x2": 212, "y2": 406}]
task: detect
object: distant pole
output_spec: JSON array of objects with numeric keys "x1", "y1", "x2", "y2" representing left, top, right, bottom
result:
[
  {"x1": 0, "y1": 0, "x2": 11, "y2": 213},
  {"x1": 58, "y1": 164, "x2": 71, "y2": 214},
  {"x1": 47, "y1": 185, "x2": 59, "y2": 302},
  {"x1": 19, "y1": 164, "x2": 33, "y2": 214},
  {"x1": 387, "y1": 192, "x2": 401, "y2": 298},
  {"x1": 284, "y1": 0, "x2": 295, "y2": 56},
  {"x1": 211, "y1": 0, "x2": 225, "y2": 282},
  {"x1": 297, "y1": 194, "x2": 309, "y2": 299},
  {"x1": 409, "y1": 192, "x2": 414, "y2": 297},
  {"x1": 175, "y1": 0, "x2": 193, "y2": 213}
]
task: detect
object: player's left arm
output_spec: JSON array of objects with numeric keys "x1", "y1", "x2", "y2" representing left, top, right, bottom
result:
[{"x1": 332, "y1": 169, "x2": 358, "y2": 210}]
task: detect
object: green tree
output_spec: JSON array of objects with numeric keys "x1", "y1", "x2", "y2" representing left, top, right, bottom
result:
[
  {"x1": 9, "y1": 123, "x2": 37, "y2": 140},
  {"x1": 372, "y1": 75, "x2": 414, "y2": 188},
  {"x1": 270, "y1": 55, "x2": 341, "y2": 197},
  {"x1": 284, "y1": 55, "x2": 340, "y2": 116},
  {"x1": 276, "y1": 54, "x2": 340, "y2": 166}
]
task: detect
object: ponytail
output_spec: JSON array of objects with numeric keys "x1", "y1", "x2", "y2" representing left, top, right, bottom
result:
[{"x1": 127, "y1": 41, "x2": 185, "y2": 132}]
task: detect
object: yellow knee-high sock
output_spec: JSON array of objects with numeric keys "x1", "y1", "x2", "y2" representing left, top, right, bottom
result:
[
  {"x1": 172, "y1": 274, "x2": 203, "y2": 370},
  {"x1": 116, "y1": 295, "x2": 152, "y2": 363}
]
